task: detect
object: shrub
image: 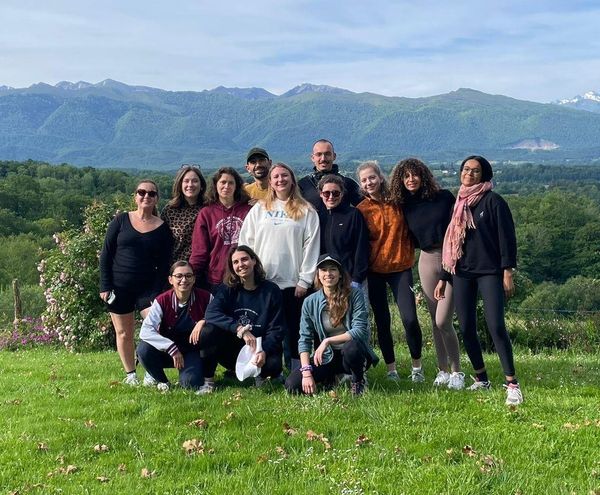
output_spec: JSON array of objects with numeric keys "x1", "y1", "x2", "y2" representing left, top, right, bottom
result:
[
  {"x1": 39, "y1": 198, "x2": 131, "y2": 351},
  {"x1": 0, "y1": 316, "x2": 60, "y2": 350}
]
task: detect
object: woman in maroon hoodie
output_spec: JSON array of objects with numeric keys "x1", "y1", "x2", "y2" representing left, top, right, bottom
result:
[{"x1": 190, "y1": 167, "x2": 252, "y2": 293}]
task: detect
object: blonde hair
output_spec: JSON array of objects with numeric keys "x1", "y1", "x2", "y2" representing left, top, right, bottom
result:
[
  {"x1": 264, "y1": 162, "x2": 312, "y2": 221},
  {"x1": 356, "y1": 160, "x2": 392, "y2": 202}
]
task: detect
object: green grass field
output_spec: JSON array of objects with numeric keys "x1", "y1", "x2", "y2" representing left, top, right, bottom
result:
[{"x1": 1, "y1": 347, "x2": 599, "y2": 494}]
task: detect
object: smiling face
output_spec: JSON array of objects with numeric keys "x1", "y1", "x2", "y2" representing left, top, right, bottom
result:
[
  {"x1": 318, "y1": 262, "x2": 341, "y2": 289},
  {"x1": 246, "y1": 155, "x2": 271, "y2": 180},
  {"x1": 320, "y1": 182, "x2": 343, "y2": 209},
  {"x1": 135, "y1": 181, "x2": 158, "y2": 209},
  {"x1": 402, "y1": 170, "x2": 422, "y2": 194},
  {"x1": 460, "y1": 159, "x2": 483, "y2": 187},
  {"x1": 217, "y1": 173, "x2": 237, "y2": 203},
  {"x1": 231, "y1": 249, "x2": 256, "y2": 282},
  {"x1": 311, "y1": 141, "x2": 336, "y2": 172},
  {"x1": 358, "y1": 167, "x2": 382, "y2": 198},
  {"x1": 181, "y1": 170, "x2": 202, "y2": 202},
  {"x1": 168, "y1": 265, "x2": 195, "y2": 299},
  {"x1": 269, "y1": 165, "x2": 293, "y2": 199}
]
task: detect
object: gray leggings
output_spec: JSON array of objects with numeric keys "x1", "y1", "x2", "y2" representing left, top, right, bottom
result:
[{"x1": 418, "y1": 249, "x2": 461, "y2": 372}]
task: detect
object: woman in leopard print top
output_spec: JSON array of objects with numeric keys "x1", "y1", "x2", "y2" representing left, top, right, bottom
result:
[{"x1": 161, "y1": 165, "x2": 207, "y2": 263}]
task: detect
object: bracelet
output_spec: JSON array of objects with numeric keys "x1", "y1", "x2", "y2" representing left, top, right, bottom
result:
[{"x1": 299, "y1": 365, "x2": 313, "y2": 373}]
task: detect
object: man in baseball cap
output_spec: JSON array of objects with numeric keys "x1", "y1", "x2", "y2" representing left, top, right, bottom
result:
[{"x1": 244, "y1": 147, "x2": 272, "y2": 201}]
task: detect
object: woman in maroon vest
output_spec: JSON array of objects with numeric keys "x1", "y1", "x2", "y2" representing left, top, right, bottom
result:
[{"x1": 137, "y1": 261, "x2": 212, "y2": 391}]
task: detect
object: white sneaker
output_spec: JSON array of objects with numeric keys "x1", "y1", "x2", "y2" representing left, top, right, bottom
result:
[
  {"x1": 156, "y1": 382, "x2": 169, "y2": 392},
  {"x1": 467, "y1": 376, "x2": 491, "y2": 391},
  {"x1": 433, "y1": 370, "x2": 450, "y2": 387},
  {"x1": 195, "y1": 382, "x2": 215, "y2": 395},
  {"x1": 410, "y1": 367, "x2": 425, "y2": 383},
  {"x1": 123, "y1": 373, "x2": 139, "y2": 386},
  {"x1": 504, "y1": 383, "x2": 523, "y2": 406},
  {"x1": 143, "y1": 372, "x2": 157, "y2": 387},
  {"x1": 447, "y1": 372, "x2": 465, "y2": 390},
  {"x1": 386, "y1": 370, "x2": 400, "y2": 382}
]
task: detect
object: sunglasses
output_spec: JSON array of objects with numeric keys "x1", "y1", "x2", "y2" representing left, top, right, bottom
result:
[
  {"x1": 136, "y1": 189, "x2": 158, "y2": 198},
  {"x1": 181, "y1": 163, "x2": 201, "y2": 170},
  {"x1": 321, "y1": 190, "x2": 342, "y2": 199},
  {"x1": 171, "y1": 273, "x2": 195, "y2": 280}
]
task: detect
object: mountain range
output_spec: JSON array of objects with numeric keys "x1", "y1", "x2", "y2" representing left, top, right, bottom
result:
[
  {"x1": 1, "y1": 79, "x2": 600, "y2": 169},
  {"x1": 556, "y1": 91, "x2": 600, "y2": 113}
]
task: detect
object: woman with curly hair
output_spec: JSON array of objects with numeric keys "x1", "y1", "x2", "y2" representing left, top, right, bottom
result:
[
  {"x1": 239, "y1": 162, "x2": 320, "y2": 370},
  {"x1": 390, "y1": 158, "x2": 463, "y2": 389},
  {"x1": 356, "y1": 161, "x2": 424, "y2": 382},
  {"x1": 285, "y1": 254, "x2": 378, "y2": 396},
  {"x1": 161, "y1": 165, "x2": 207, "y2": 263},
  {"x1": 189, "y1": 167, "x2": 251, "y2": 294}
]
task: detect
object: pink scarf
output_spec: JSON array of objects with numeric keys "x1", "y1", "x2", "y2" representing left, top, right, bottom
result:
[{"x1": 442, "y1": 181, "x2": 493, "y2": 274}]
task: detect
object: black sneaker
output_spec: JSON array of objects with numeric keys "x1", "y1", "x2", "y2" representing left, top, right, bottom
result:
[{"x1": 351, "y1": 379, "x2": 366, "y2": 397}]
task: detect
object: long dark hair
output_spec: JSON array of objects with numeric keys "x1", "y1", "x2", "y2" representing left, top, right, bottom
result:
[
  {"x1": 167, "y1": 165, "x2": 207, "y2": 208},
  {"x1": 224, "y1": 245, "x2": 266, "y2": 288},
  {"x1": 314, "y1": 262, "x2": 351, "y2": 327},
  {"x1": 390, "y1": 157, "x2": 440, "y2": 206},
  {"x1": 206, "y1": 167, "x2": 250, "y2": 205}
]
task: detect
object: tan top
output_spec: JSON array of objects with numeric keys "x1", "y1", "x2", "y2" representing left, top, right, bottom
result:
[
  {"x1": 244, "y1": 182, "x2": 269, "y2": 201},
  {"x1": 357, "y1": 197, "x2": 414, "y2": 273}
]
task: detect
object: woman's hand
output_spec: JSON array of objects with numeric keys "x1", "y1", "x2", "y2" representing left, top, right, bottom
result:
[
  {"x1": 242, "y1": 330, "x2": 257, "y2": 351},
  {"x1": 313, "y1": 338, "x2": 329, "y2": 366},
  {"x1": 99, "y1": 291, "x2": 110, "y2": 302},
  {"x1": 302, "y1": 373, "x2": 316, "y2": 395},
  {"x1": 434, "y1": 280, "x2": 446, "y2": 301},
  {"x1": 294, "y1": 285, "x2": 307, "y2": 298},
  {"x1": 189, "y1": 320, "x2": 205, "y2": 345},
  {"x1": 172, "y1": 350, "x2": 184, "y2": 370},
  {"x1": 252, "y1": 351, "x2": 266, "y2": 367},
  {"x1": 503, "y1": 269, "x2": 515, "y2": 299}
]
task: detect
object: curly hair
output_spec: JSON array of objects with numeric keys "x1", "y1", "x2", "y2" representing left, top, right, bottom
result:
[
  {"x1": 314, "y1": 262, "x2": 351, "y2": 327},
  {"x1": 205, "y1": 167, "x2": 250, "y2": 205},
  {"x1": 389, "y1": 157, "x2": 439, "y2": 206},
  {"x1": 167, "y1": 165, "x2": 207, "y2": 208},
  {"x1": 223, "y1": 245, "x2": 266, "y2": 288}
]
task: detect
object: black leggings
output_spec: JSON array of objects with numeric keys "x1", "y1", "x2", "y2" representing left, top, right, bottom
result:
[
  {"x1": 452, "y1": 274, "x2": 516, "y2": 377},
  {"x1": 285, "y1": 340, "x2": 366, "y2": 394},
  {"x1": 281, "y1": 287, "x2": 305, "y2": 360},
  {"x1": 367, "y1": 270, "x2": 422, "y2": 364}
]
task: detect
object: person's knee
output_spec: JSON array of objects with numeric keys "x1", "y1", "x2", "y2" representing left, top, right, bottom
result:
[{"x1": 136, "y1": 341, "x2": 152, "y2": 362}]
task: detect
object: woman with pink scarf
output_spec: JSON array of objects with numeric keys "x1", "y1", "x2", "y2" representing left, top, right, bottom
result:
[{"x1": 434, "y1": 155, "x2": 523, "y2": 406}]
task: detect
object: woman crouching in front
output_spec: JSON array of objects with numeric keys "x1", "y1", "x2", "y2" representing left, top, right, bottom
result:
[
  {"x1": 137, "y1": 261, "x2": 212, "y2": 392},
  {"x1": 285, "y1": 254, "x2": 378, "y2": 397}
]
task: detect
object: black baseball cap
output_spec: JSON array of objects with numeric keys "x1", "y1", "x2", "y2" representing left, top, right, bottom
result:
[
  {"x1": 246, "y1": 147, "x2": 270, "y2": 162},
  {"x1": 316, "y1": 254, "x2": 343, "y2": 269}
]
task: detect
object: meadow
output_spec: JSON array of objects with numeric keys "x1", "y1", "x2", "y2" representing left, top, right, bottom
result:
[{"x1": 1, "y1": 346, "x2": 599, "y2": 495}]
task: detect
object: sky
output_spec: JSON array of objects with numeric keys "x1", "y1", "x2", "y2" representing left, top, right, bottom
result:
[{"x1": 1, "y1": 0, "x2": 599, "y2": 103}]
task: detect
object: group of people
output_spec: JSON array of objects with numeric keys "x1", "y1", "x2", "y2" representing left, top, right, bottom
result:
[{"x1": 99, "y1": 139, "x2": 523, "y2": 405}]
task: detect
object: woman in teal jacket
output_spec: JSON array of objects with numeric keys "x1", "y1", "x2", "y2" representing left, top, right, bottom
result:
[{"x1": 285, "y1": 254, "x2": 378, "y2": 396}]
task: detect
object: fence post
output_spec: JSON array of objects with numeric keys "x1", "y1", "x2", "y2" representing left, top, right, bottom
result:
[{"x1": 13, "y1": 278, "x2": 22, "y2": 327}]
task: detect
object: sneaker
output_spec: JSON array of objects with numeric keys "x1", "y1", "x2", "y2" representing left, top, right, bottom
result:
[
  {"x1": 467, "y1": 376, "x2": 491, "y2": 391},
  {"x1": 143, "y1": 372, "x2": 157, "y2": 387},
  {"x1": 351, "y1": 379, "x2": 366, "y2": 397},
  {"x1": 433, "y1": 370, "x2": 450, "y2": 387},
  {"x1": 504, "y1": 383, "x2": 523, "y2": 406},
  {"x1": 447, "y1": 372, "x2": 466, "y2": 390},
  {"x1": 195, "y1": 382, "x2": 215, "y2": 395},
  {"x1": 156, "y1": 382, "x2": 169, "y2": 392},
  {"x1": 123, "y1": 373, "x2": 139, "y2": 386},
  {"x1": 410, "y1": 367, "x2": 425, "y2": 383},
  {"x1": 386, "y1": 370, "x2": 400, "y2": 382}
]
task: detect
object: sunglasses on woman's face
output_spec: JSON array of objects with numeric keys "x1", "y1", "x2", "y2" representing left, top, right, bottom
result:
[
  {"x1": 321, "y1": 190, "x2": 341, "y2": 199},
  {"x1": 136, "y1": 189, "x2": 158, "y2": 198}
]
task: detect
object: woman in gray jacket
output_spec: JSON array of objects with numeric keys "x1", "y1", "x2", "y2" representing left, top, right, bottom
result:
[{"x1": 285, "y1": 254, "x2": 378, "y2": 396}]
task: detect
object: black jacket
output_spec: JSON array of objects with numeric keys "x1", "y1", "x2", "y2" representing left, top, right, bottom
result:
[
  {"x1": 402, "y1": 189, "x2": 455, "y2": 251},
  {"x1": 298, "y1": 164, "x2": 362, "y2": 210},
  {"x1": 318, "y1": 203, "x2": 370, "y2": 284}
]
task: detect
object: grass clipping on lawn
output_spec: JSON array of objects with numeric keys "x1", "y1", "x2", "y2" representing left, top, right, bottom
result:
[{"x1": 0, "y1": 348, "x2": 599, "y2": 494}]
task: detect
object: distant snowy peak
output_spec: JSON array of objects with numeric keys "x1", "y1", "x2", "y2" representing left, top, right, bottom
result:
[
  {"x1": 55, "y1": 80, "x2": 93, "y2": 90},
  {"x1": 282, "y1": 83, "x2": 354, "y2": 97},
  {"x1": 556, "y1": 90, "x2": 600, "y2": 113}
]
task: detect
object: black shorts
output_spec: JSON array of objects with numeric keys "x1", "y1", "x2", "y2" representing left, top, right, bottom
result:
[{"x1": 106, "y1": 286, "x2": 157, "y2": 315}]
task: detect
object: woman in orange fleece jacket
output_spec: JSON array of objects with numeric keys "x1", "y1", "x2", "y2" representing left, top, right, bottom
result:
[{"x1": 356, "y1": 161, "x2": 424, "y2": 382}]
